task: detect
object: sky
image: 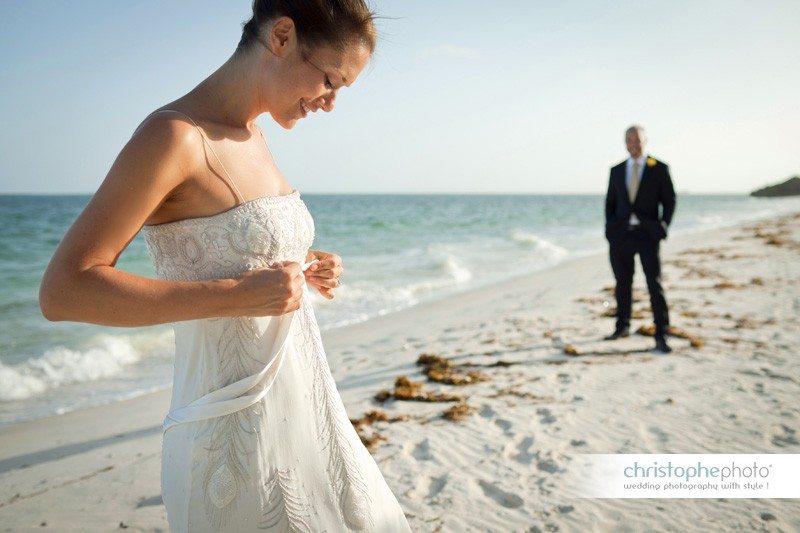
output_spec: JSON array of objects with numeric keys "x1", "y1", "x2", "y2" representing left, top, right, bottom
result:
[{"x1": 0, "y1": 0, "x2": 798, "y2": 195}]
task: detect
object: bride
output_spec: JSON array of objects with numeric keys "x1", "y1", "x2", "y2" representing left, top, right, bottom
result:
[{"x1": 39, "y1": 1, "x2": 412, "y2": 531}]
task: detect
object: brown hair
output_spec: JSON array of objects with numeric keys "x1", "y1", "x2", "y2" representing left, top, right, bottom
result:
[{"x1": 236, "y1": 0, "x2": 379, "y2": 56}]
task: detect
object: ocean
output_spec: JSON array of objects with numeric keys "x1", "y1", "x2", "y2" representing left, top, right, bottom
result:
[{"x1": 2, "y1": 192, "x2": 799, "y2": 425}]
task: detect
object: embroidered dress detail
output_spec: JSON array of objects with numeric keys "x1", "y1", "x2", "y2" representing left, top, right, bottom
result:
[{"x1": 259, "y1": 468, "x2": 314, "y2": 532}]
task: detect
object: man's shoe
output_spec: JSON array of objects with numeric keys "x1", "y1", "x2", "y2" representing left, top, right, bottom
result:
[
  {"x1": 604, "y1": 327, "x2": 630, "y2": 340},
  {"x1": 655, "y1": 335, "x2": 672, "y2": 353}
]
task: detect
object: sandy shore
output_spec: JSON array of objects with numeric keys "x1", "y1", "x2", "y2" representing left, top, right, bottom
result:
[{"x1": 1, "y1": 212, "x2": 798, "y2": 531}]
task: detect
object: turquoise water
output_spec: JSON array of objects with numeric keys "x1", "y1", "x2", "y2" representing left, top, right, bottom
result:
[{"x1": 2, "y1": 192, "x2": 799, "y2": 425}]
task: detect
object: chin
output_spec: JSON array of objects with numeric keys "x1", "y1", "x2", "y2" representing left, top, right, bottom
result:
[
  {"x1": 278, "y1": 120, "x2": 297, "y2": 130},
  {"x1": 270, "y1": 111, "x2": 299, "y2": 130}
]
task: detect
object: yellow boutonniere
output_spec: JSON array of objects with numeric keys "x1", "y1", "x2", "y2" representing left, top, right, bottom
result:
[{"x1": 646, "y1": 157, "x2": 657, "y2": 167}]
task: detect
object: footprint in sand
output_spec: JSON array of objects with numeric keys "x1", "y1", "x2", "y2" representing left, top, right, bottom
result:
[
  {"x1": 649, "y1": 426, "x2": 670, "y2": 444},
  {"x1": 495, "y1": 418, "x2": 514, "y2": 435},
  {"x1": 480, "y1": 404, "x2": 497, "y2": 419},
  {"x1": 537, "y1": 407, "x2": 556, "y2": 425},
  {"x1": 426, "y1": 474, "x2": 448, "y2": 499},
  {"x1": 510, "y1": 436, "x2": 536, "y2": 465},
  {"x1": 477, "y1": 479, "x2": 524, "y2": 509},
  {"x1": 537, "y1": 457, "x2": 562, "y2": 474},
  {"x1": 404, "y1": 473, "x2": 449, "y2": 500},
  {"x1": 412, "y1": 438, "x2": 433, "y2": 461},
  {"x1": 760, "y1": 367, "x2": 795, "y2": 382},
  {"x1": 770, "y1": 424, "x2": 799, "y2": 448}
]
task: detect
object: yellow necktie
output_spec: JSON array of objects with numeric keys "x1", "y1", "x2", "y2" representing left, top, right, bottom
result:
[{"x1": 629, "y1": 160, "x2": 640, "y2": 203}]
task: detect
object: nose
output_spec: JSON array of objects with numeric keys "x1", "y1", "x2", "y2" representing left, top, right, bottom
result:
[{"x1": 318, "y1": 91, "x2": 337, "y2": 112}]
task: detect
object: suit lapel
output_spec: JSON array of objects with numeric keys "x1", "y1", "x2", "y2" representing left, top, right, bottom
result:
[{"x1": 617, "y1": 164, "x2": 628, "y2": 202}]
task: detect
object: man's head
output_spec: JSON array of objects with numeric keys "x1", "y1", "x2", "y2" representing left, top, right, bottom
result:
[{"x1": 625, "y1": 125, "x2": 647, "y2": 159}]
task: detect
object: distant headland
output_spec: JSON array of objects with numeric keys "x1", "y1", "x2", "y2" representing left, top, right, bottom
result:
[{"x1": 750, "y1": 175, "x2": 800, "y2": 197}]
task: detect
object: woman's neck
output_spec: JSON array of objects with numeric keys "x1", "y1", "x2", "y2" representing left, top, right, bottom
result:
[{"x1": 181, "y1": 54, "x2": 263, "y2": 130}]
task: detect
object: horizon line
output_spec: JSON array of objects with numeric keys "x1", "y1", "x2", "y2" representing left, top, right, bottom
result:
[{"x1": 0, "y1": 190, "x2": 764, "y2": 197}]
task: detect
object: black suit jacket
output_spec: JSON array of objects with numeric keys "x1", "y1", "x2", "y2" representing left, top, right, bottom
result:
[{"x1": 605, "y1": 155, "x2": 676, "y2": 243}]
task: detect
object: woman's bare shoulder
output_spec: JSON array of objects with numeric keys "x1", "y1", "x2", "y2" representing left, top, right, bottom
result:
[
  {"x1": 42, "y1": 111, "x2": 203, "y2": 276},
  {"x1": 129, "y1": 109, "x2": 201, "y2": 155}
]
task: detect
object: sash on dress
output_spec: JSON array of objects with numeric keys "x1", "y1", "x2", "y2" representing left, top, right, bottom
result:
[{"x1": 162, "y1": 259, "x2": 320, "y2": 433}]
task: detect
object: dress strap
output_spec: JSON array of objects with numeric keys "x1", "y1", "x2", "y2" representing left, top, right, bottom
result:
[
  {"x1": 136, "y1": 109, "x2": 246, "y2": 205},
  {"x1": 256, "y1": 125, "x2": 277, "y2": 163}
]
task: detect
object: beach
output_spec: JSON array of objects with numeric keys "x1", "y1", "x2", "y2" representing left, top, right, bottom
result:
[{"x1": 1, "y1": 211, "x2": 798, "y2": 531}]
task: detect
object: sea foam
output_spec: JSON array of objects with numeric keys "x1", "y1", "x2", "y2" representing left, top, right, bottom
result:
[{"x1": 0, "y1": 329, "x2": 172, "y2": 401}]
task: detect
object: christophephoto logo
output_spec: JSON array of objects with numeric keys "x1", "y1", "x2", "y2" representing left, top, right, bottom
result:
[
  {"x1": 623, "y1": 459, "x2": 773, "y2": 490},
  {"x1": 569, "y1": 454, "x2": 800, "y2": 499}
]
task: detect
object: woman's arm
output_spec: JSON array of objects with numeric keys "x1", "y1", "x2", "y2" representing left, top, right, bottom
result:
[
  {"x1": 39, "y1": 114, "x2": 301, "y2": 326},
  {"x1": 41, "y1": 267, "x2": 244, "y2": 326}
]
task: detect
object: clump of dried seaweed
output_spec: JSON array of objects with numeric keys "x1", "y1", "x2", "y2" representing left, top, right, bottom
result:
[
  {"x1": 374, "y1": 375, "x2": 464, "y2": 403},
  {"x1": 636, "y1": 324, "x2": 704, "y2": 349},
  {"x1": 416, "y1": 353, "x2": 490, "y2": 385},
  {"x1": 713, "y1": 281, "x2": 743, "y2": 289},
  {"x1": 563, "y1": 344, "x2": 580, "y2": 356},
  {"x1": 350, "y1": 409, "x2": 410, "y2": 452},
  {"x1": 441, "y1": 402, "x2": 476, "y2": 422},
  {"x1": 487, "y1": 387, "x2": 554, "y2": 402}
]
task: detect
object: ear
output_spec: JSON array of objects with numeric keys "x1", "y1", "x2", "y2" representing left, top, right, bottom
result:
[{"x1": 268, "y1": 16, "x2": 297, "y2": 58}]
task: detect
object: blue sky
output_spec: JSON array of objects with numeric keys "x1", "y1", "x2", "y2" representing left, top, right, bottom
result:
[{"x1": 1, "y1": 0, "x2": 798, "y2": 194}]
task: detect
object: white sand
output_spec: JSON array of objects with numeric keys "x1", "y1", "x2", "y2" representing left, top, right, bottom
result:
[{"x1": 1, "y1": 212, "x2": 798, "y2": 531}]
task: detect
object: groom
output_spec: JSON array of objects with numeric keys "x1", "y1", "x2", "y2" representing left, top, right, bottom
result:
[{"x1": 604, "y1": 125, "x2": 676, "y2": 353}]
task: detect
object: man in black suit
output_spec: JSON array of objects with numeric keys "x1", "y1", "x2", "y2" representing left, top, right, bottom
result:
[{"x1": 604, "y1": 125, "x2": 676, "y2": 353}]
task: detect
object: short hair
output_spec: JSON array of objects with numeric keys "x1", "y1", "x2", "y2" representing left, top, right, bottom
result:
[{"x1": 625, "y1": 125, "x2": 647, "y2": 142}]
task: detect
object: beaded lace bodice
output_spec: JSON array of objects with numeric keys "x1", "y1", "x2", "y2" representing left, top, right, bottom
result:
[{"x1": 141, "y1": 190, "x2": 315, "y2": 282}]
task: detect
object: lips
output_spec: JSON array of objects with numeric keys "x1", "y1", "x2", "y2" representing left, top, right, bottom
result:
[{"x1": 300, "y1": 100, "x2": 311, "y2": 117}]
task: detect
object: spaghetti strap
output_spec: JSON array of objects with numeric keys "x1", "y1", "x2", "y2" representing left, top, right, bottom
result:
[
  {"x1": 256, "y1": 125, "x2": 280, "y2": 168},
  {"x1": 135, "y1": 109, "x2": 246, "y2": 205}
]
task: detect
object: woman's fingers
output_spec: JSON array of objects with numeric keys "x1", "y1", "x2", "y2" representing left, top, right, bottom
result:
[
  {"x1": 305, "y1": 262, "x2": 342, "y2": 286},
  {"x1": 310, "y1": 255, "x2": 341, "y2": 271},
  {"x1": 307, "y1": 264, "x2": 343, "y2": 279},
  {"x1": 307, "y1": 275, "x2": 340, "y2": 289}
]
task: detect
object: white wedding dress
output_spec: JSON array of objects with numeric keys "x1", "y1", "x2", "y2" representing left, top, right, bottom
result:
[{"x1": 138, "y1": 110, "x2": 411, "y2": 532}]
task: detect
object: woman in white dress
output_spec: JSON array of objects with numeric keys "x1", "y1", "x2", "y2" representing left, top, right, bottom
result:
[{"x1": 39, "y1": 1, "x2": 412, "y2": 531}]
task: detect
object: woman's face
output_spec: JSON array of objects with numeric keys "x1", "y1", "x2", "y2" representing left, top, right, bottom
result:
[{"x1": 261, "y1": 18, "x2": 371, "y2": 129}]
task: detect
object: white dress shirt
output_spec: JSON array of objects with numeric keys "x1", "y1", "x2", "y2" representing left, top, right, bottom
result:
[{"x1": 626, "y1": 154, "x2": 647, "y2": 225}]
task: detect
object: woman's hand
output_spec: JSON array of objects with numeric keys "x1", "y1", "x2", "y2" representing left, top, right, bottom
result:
[
  {"x1": 233, "y1": 261, "x2": 306, "y2": 316},
  {"x1": 303, "y1": 249, "x2": 343, "y2": 300}
]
